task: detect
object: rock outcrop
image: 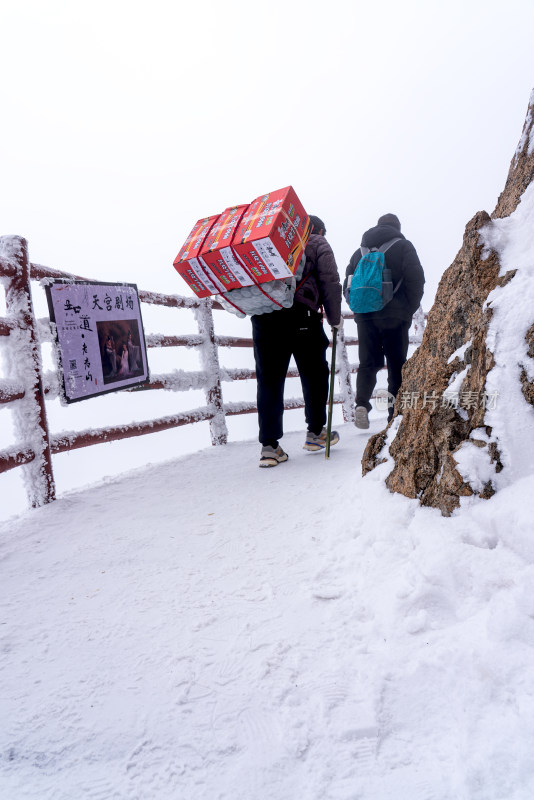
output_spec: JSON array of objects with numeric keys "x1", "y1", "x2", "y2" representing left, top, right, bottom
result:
[{"x1": 362, "y1": 91, "x2": 534, "y2": 516}]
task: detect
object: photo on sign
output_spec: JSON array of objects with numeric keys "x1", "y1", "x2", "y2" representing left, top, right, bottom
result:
[{"x1": 97, "y1": 319, "x2": 144, "y2": 385}]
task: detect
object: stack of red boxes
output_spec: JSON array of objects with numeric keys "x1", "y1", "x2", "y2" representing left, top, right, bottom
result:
[{"x1": 173, "y1": 186, "x2": 311, "y2": 299}]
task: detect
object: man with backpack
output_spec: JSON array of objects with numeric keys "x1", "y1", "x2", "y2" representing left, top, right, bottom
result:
[
  {"x1": 344, "y1": 213, "x2": 425, "y2": 429},
  {"x1": 253, "y1": 215, "x2": 343, "y2": 467}
]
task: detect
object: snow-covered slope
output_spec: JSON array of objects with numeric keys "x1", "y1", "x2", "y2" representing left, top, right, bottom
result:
[
  {"x1": 2, "y1": 421, "x2": 534, "y2": 800},
  {"x1": 480, "y1": 180, "x2": 534, "y2": 487}
]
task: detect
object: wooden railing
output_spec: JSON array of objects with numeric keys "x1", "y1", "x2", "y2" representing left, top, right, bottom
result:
[{"x1": 0, "y1": 234, "x2": 424, "y2": 511}]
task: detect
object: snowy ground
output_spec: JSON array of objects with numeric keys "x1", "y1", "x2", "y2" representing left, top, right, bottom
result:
[{"x1": 2, "y1": 418, "x2": 534, "y2": 800}]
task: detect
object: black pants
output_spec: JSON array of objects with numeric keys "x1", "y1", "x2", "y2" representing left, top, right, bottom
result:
[
  {"x1": 356, "y1": 318, "x2": 410, "y2": 416},
  {"x1": 252, "y1": 304, "x2": 330, "y2": 445}
]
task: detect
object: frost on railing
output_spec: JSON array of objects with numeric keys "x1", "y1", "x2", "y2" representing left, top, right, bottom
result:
[
  {"x1": 0, "y1": 377, "x2": 25, "y2": 403},
  {"x1": 146, "y1": 333, "x2": 204, "y2": 348},
  {"x1": 194, "y1": 302, "x2": 228, "y2": 445},
  {"x1": 0, "y1": 236, "x2": 55, "y2": 506},
  {"x1": 49, "y1": 406, "x2": 213, "y2": 453},
  {"x1": 0, "y1": 236, "x2": 21, "y2": 277},
  {"x1": 1, "y1": 232, "x2": 427, "y2": 513},
  {"x1": 147, "y1": 370, "x2": 209, "y2": 392},
  {"x1": 36, "y1": 317, "x2": 54, "y2": 342},
  {"x1": 336, "y1": 328, "x2": 356, "y2": 423},
  {"x1": 220, "y1": 366, "x2": 256, "y2": 382}
]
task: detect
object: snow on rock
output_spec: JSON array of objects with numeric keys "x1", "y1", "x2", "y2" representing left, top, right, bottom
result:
[
  {"x1": 2, "y1": 423, "x2": 534, "y2": 799},
  {"x1": 363, "y1": 90, "x2": 534, "y2": 514},
  {"x1": 453, "y1": 439, "x2": 495, "y2": 494},
  {"x1": 479, "y1": 180, "x2": 534, "y2": 486},
  {"x1": 447, "y1": 339, "x2": 473, "y2": 365},
  {"x1": 514, "y1": 88, "x2": 534, "y2": 161}
]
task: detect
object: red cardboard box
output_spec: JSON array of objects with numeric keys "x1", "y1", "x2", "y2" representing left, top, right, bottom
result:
[
  {"x1": 232, "y1": 186, "x2": 311, "y2": 282},
  {"x1": 173, "y1": 216, "x2": 225, "y2": 298},
  {"x1": 173, "y1": 186, "x2": 311, "y2": 298},
  {"x1": 199, "y1": 205, "x2": 255, "y2": 290}
]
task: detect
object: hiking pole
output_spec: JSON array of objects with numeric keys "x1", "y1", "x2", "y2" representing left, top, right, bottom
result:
[{"x1": 325, "y1": 327, "x2": 338, "y2": 459}]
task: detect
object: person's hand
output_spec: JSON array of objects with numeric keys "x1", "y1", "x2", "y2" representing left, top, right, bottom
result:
[{"x1": 331, "y1": 317, "x2": 344, "y2": 331}]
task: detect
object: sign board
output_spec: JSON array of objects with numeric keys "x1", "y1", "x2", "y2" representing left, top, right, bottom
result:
[{"x1": 45, "y1": 280, "x2": 149, "y2": 403}]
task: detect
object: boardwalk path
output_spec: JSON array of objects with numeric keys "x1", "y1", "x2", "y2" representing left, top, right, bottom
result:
[{"x1": 2, "y1": 421, "x2": 533, "y2": 799}]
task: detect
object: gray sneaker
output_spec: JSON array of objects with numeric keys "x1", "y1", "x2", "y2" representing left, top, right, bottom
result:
[
  {"x1": 259, "y1": 445, "x2": 289, "y2": 468},
  {"x1": 354, "y1": 406, "x2": 370, "y2": 429},
  {"x1": 303, "y1": 427, "x2": 340, "y2": 451}
]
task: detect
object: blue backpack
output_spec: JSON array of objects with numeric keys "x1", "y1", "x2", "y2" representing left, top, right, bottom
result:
[{"x1": 347, "y1": 237, "x2": 402, "y2": 313}]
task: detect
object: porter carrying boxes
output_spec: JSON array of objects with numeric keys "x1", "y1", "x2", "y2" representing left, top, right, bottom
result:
[{"x1": 173, "y1": 186, "x2": 312, "y2": 315}]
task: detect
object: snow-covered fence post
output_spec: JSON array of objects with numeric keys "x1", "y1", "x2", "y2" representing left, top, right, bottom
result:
[
  {"x1": 336, "y1": 326, "x2": 355, "y2": 423},
  {"x1": 195, "y1": 300, "x2": 228, "y2": 445},
  {"x1": 2, "y1": 236, "x2": 56, "y2": 505}
]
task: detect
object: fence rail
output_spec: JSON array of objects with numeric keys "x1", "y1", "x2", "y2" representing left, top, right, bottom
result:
[{"x1": 0, "y1": 235, "x2": 424, "y2": 511}]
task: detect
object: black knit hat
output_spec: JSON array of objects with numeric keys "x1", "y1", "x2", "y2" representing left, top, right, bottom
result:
[
  {"x1": 377, "y1": 213, "x2": 401, "y2": 231},
  {"x1": 309, "y1": 215, "x2": 326, "y2": 235}
]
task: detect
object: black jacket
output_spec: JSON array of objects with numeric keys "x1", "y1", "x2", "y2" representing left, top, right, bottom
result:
[
  {"x1": 343, "y1": 223, "x2": 425, "y2": 322},
  {"x1": 296, "y1": 233, "x2": 342, "y2": 326}
]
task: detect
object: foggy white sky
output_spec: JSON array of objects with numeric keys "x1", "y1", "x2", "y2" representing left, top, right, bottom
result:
[
  {"x1": 1, "y1": 0, "x2": 534, "y2": 518},
  {"x1": 2, "y1": 0, "x2": 534, "y2": 304}
]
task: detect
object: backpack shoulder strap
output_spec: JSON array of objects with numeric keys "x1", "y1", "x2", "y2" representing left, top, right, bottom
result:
[
  {"x1": 393, "y1": 276, "x2": 404, "y2": 295},
  {"x1": 296, "y1": 270, "x2": 310, "y2": 292},
  {"x1": 379, "y1": 238, "x2": 404, "y2": 295},
  {"x1": 378, "y1": 237, "x2": 402, "y2": 254},
  {"x1": 359, "y1": 246, "x2": 369, "y2": 257}
]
